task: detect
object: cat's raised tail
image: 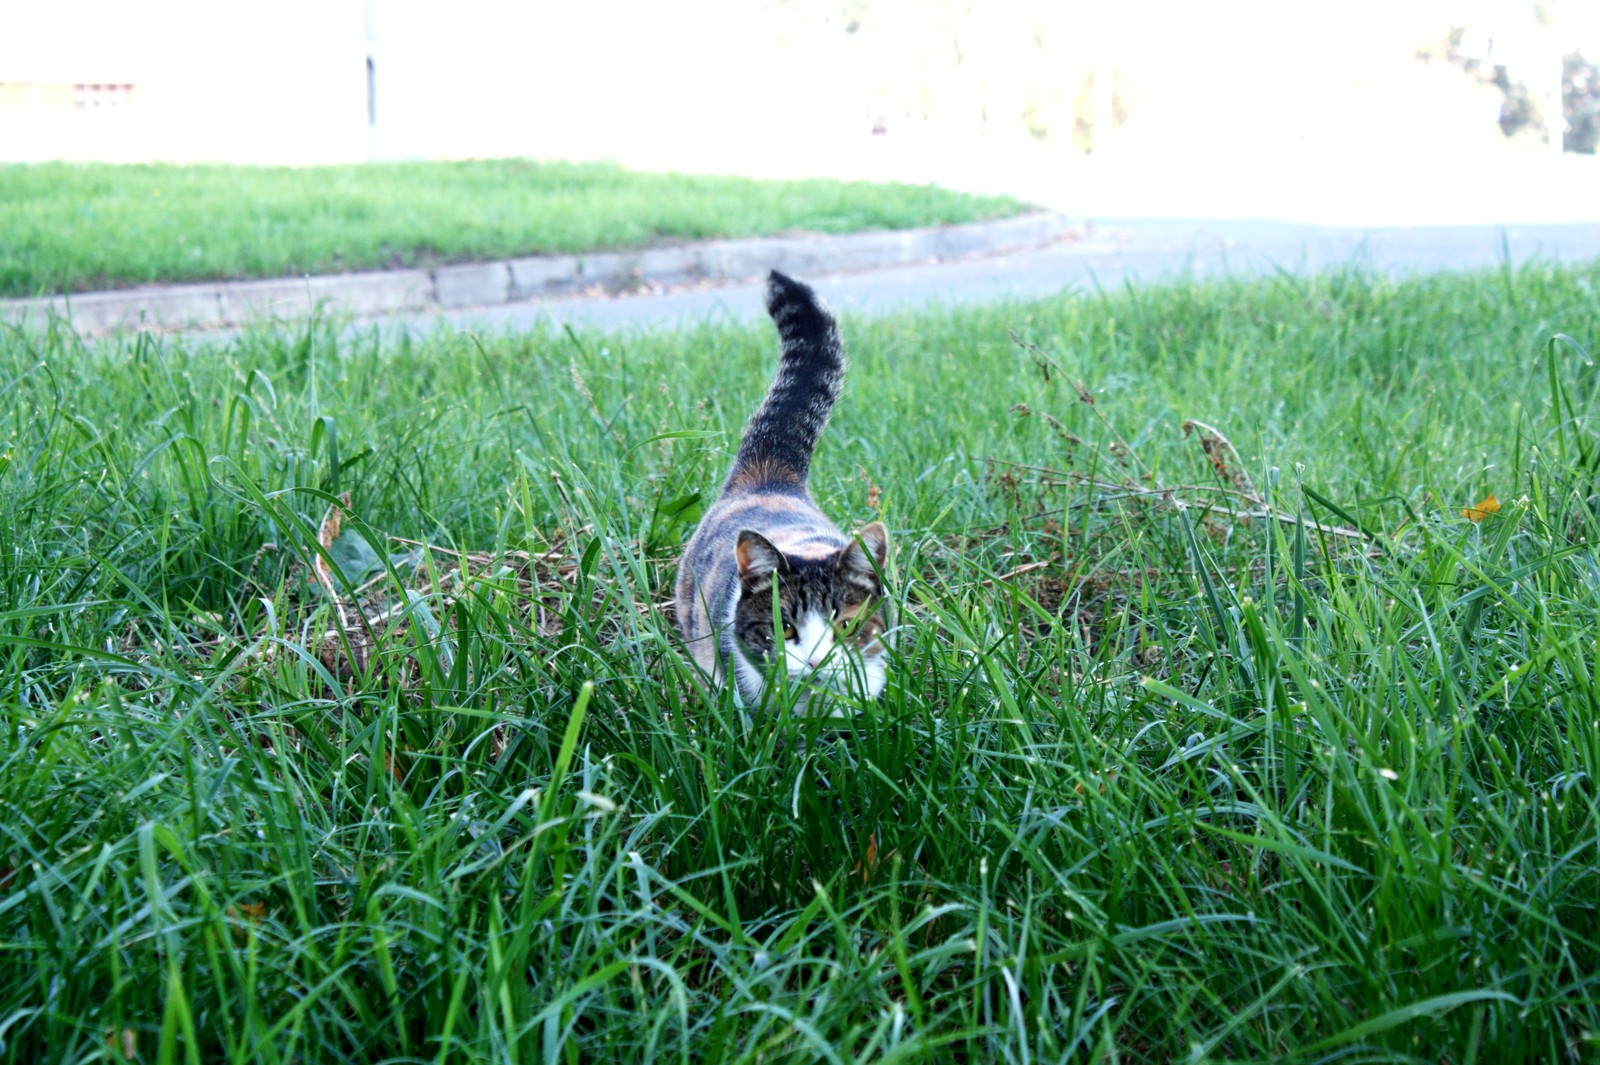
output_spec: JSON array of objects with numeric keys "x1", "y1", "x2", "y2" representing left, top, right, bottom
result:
[{"x1": 724, "y1": 270, "x2": 845, "y2": 492}]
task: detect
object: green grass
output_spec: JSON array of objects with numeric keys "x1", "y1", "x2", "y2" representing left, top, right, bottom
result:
[
  {"x1": 3, "y1": 260, "x2": 1600, "y2": 1062},
  {"x1": 0, "y1": 159, "x2": 1026, "y2": 298}
]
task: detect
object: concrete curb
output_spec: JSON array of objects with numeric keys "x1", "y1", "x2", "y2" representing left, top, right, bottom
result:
[{"x1": 2, "y1": 211, "x2": 1075, "y2": 334}]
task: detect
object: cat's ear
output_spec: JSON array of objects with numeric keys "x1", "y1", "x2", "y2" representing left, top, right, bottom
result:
[
  {"x1": 736, "y1": 530, "x2": 786, "y2": 582},
  {"x1": 840, "y1": 522, "x2": 889, "y2": 584}
]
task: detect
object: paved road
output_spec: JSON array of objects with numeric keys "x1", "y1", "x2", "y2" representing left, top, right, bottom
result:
[{"x1": 364, "y1": 217, "x2": 1600, "y2": 337}]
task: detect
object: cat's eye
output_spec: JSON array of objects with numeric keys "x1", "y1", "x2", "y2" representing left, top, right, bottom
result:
[{"x1": 782, "y1": 624, "x2": 797, "y2": 641}]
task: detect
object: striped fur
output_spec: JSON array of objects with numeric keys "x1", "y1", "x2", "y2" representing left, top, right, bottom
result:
[
  {"x1": 725, "y1": 270, "x2": 845, "y2": 491},
  {"x1": 674, "y1": 271, "x2": 890, "y2": 711}
]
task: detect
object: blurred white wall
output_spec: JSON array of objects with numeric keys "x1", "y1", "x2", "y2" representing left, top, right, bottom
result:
[
  {"x1": 0, "y1": 0, "x2": 368, "y2": 164},
  {"x1": 0, "y1": 0, "x2": 875, "y2": 168},
  {"x1": 363, "y1": 1, "x2": 864, "y2": 169}
]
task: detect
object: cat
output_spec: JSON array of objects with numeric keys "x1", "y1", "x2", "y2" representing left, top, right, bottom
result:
[{"x1": 673, "y1": 270, "x2": 890, "y2": 711}]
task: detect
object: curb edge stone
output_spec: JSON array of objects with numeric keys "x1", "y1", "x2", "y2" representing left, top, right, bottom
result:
[{"x1": 3, "y1": 210, "x2": 1075, "y2": 334}]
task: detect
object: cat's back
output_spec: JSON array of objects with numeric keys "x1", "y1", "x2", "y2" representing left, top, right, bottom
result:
[{"x1": 673, "y1": 480, "x2": 842, "y2": 658}]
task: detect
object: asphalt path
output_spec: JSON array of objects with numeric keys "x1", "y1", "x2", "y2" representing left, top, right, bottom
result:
[{"x1": 362, "y1": 217, "x2": 1600, "y2": 337}]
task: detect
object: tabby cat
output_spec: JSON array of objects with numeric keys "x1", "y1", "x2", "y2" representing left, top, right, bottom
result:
[{"x1": 673, "y1": 271, "x2": 890, "y2": 709}]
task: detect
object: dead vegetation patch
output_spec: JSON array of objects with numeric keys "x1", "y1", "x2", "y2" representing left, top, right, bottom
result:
[{"x1": 986, "y1": 332, "x2": 1375, "y2": 659}]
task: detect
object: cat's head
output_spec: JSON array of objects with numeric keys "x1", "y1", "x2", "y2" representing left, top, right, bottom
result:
[{"x1": 730, "y1": 522, "x2": 890, "y2": 697}]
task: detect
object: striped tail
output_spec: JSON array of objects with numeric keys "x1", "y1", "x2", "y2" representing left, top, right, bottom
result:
[{"x1": 725, "y1": 271, "x2": 845, "y2": 491}]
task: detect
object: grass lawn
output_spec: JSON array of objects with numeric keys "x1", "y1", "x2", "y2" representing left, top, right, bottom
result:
[
  {"x1": 3, "y1": 261, "x2": 1600, "y2": 1061},
  {"x1": 0, "y1": 159, "x2": 1026, "y2": 299}
]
